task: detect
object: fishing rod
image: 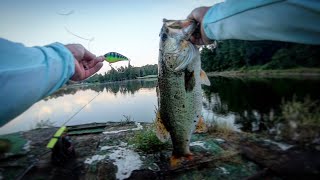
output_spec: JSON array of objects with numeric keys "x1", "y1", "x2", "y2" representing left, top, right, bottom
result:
[
  {"x1": 46, "y1": 91, "x2": 101, "y2": 148},
  {"x1": 47, "y1": 51, "x2": 131, "y2": 148}
]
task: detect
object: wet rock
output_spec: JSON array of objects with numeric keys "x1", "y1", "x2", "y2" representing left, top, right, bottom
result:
[
  {"x1": 97, "y1": 161, "x2": 117, "y2": 180},
  {"x1": 127, "y1": 169, "x2": 157, "y2": 179},
  {"x1": 240, "y1": 137, "x2": 320, "y2": 179}
]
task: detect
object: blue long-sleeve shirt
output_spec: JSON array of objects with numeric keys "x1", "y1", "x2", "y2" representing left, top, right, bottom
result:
[
  {"x1": 203, "y1": 0, "x2": 320, "y2": 44},
  {"x1": 0, "y1": 38, "x2": 75, "y2": 126}
]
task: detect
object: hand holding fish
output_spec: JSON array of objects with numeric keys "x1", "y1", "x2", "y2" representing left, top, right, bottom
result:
[
  {"x1": 187, "y1": 6, "x2": 213, "y2": 45},
  {"x1": 65, "y1": 44, "x2": 104, "y2": 81}
]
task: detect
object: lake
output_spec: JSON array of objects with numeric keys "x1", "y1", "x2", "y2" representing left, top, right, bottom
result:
[{"x1": 1, "y1": 77, "x2": 320, "y2": 144}]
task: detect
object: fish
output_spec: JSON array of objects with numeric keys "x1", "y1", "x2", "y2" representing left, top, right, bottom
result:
[
  {"x1": 156, "y1": 19, "x2": 210, "y2": 166},
  {"x1": 104, "y1": 52, "x2": 129, "y2": 63}
]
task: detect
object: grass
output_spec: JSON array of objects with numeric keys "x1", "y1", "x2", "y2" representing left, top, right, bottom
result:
[
  {"x1": 34, "y1": 119, "x2": 55, "y2": 129},
  {"x1": 276, "y1": 96, "x2": 320, "y2": 144},
  {"x1": 280, "y1": 96, "x2": 320, "y2": 126},
  {"x1": 120, "y1": 115, "x2": 134, "y2": 125},
  {"x1": 128, "y1": 125, "x2": 170, "y2": 153},
  {"x1": 206, "y1": 119, "x2": 234, "y2": 138}
]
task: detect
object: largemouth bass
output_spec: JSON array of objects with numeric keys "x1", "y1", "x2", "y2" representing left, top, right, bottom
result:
[{"x1": 156, "y1": 19, "x2": 210, "y2": 165}]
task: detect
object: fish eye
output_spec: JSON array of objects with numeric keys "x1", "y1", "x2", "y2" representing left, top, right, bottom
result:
[{"x1": 161, "y1": 33, "x2": 168, "y2": 42}]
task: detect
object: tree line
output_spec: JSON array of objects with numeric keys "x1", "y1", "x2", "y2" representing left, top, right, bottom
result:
[
  {"x1": 85, "y1": 40, "x2": 320, "y2": 83},
  {"x1": 200, "y1": 40, "x2": 320, "y2": 72},
  {"x1": 85, "y1": 64, "x2": 158, "y2": 83}
]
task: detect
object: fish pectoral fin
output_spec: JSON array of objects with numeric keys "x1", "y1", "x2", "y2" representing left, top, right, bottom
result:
[
  {"x1": 194, "y1": 116, "x2": 208, "y2": 134},
  {"x1": 200, "y1": 69, "x2": 211, "y2": 86},
  {"x1": 155, "y1": 111, "x2": 170, "y2": 142}
]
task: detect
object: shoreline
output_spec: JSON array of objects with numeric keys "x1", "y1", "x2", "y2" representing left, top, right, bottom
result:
[
  {"x1": 207, "y1": 68, "x2": 320, "y2": 78},
  {"x1": 1, "y1": 121, "x2": 319, "y2": 179}
]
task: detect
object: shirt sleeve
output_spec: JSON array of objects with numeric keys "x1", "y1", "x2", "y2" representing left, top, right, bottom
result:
[
  {"x1": 0, "y1": 38, "x2": 75, "y2": 125},
  {"x1": 203, "y1": 0, "x2": 320, "y2": 44}
]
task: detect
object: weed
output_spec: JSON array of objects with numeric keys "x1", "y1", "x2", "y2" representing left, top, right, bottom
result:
[
  {"x1": 35, "y1": 119, "x2": 55, "y2": 129},
  {"x1": 276, "y1": 96, "x2": 320, "y2": 143},
  {"x1": 128, "y1": 126, "x2": 170, "y2": 153},
  {"x1": 120, "y1": 115, "x2": 134, "y2": 125},
  {"x1": 207, "y1": 119, "x2": 234, "y2": 138}
]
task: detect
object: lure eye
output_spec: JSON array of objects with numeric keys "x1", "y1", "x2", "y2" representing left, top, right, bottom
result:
[{"x1": 161, "y1": 33, "x2": 168, "y2": 42}]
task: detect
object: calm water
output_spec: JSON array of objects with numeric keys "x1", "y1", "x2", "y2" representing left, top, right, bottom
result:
[{"x1": 1, "y1": 77, "x2": 320, "y2": 142}]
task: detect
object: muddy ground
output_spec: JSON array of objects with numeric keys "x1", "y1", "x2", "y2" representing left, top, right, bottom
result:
[{"x1": 0, "y1": 122, "x2": 319, "y2": 180}]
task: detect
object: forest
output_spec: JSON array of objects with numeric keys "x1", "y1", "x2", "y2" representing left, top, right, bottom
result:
[
  {"x1": 85, "y1": 64, "x2": 158, "y2": 83},
  {"x1": 200, "y1": 40, "x2": 320, "y2": 72},
  {"x1": 85, "y1": 40, "x2": 320, "y2": 83}
]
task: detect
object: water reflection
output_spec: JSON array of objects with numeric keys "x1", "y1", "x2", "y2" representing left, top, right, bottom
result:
[
  {"x1": 0, "y1": 79, "x2": 158, "y2": 135},
  {"x1": 1, "y1": 76, "x2": 320, "y2": 145},
  {"x1": 47, "y1": 79, "x2": 158, "y2": 100},
  {"x1": 202, "y1": 76, "x2": 320, "y2": 143}
]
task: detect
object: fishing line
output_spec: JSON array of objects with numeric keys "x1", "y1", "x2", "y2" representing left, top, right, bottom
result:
[
  {"x1": 62, "y1": 91, "x2": 101, "y2": 126},
  {"x1": 20, "y1": 91, "x2": 102, "y2": 180},
  {"x1": 57, "y1": 10, "x2": 94, "y2": 51}
]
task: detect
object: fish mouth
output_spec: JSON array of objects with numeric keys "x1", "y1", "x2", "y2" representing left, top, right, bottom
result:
[
  {"x1": 159, "y1": 19, "x2": 198, "y2": 72},
  {"x1": 162, "y1": 19, "x2": 197, "y2": 40}
]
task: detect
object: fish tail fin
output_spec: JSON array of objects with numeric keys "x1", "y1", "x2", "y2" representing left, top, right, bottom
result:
[
  {"x1": 170, "y1": 153, "x2": 193, "y2": 168},
  {"x1": 194, "y1": 116, "x2": 208, "y2": 134},
  {"x1": 200, "y1": 69, "x2": 211, "y2": 86},
  {"x1": 155, "y1": 111, "x2": 170, "y2": 142}
]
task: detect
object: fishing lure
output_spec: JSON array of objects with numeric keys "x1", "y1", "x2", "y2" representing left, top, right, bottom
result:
[{"x1": 104, "y1": 52, "x2": 130, "y2": 63}]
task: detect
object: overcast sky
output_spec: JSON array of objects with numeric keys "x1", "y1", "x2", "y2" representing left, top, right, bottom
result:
[{"x1": 0, "y1": 0, "x2": 223, "y2": 74}]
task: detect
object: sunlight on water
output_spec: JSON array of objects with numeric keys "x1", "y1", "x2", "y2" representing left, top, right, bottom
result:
[
  {"x1": 1, "y1": 77, "x2": 319, "y2": 142},
  {"x1": 0, "y1": 80, "x2": 158, "y2": 135}
]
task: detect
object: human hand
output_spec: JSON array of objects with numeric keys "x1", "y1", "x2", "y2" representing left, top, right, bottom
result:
[
  {"x1": 65, "y1": 44, "x2": 104, "y2": 81},
  {"x1": 187, "y1": 6, "x2": 213, "y2": 45}
]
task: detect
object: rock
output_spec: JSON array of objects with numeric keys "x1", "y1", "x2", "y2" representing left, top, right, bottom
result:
[
  {"x1": 240, "y1": 138, "x2": 320, "y2": 179},
  {"x1": 97, "y1": 161, "x2": 117, "y2": 180}
]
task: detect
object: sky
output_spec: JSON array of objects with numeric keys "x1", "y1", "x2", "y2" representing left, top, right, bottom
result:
[{"x1": 0, "y1": 0, "x2": 223, "y2": 74}]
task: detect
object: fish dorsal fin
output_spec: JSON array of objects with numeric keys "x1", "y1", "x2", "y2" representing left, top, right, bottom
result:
[
  {"x1": 194, "y1": 116, "x2": 208, "y2": 134},
  {"x1": 155, "y1": 111, "x2": 170, "y2": 142},
  {"x1": 200, "y1": 69, "x2": 211, "y2": 86}
]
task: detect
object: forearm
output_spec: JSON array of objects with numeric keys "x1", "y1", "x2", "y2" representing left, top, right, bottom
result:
[
  {"x1": 203, "y1": 0, "x2": 320, "y2": 44},
  {"x1": 0, "y1": 38, "x2": 75, "y2": 124}
]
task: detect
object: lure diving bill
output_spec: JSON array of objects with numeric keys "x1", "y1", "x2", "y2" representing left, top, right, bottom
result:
[{"x1": 104, "y1": 52, "x2": 130, "y2": 63}]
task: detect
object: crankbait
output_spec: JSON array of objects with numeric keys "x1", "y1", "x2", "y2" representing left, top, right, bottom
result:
[{"x1": 104, "y1": 52, "x2": 130, "y2": 63}]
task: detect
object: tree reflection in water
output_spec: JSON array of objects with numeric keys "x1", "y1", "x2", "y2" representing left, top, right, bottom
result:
[
  {"x1": 46, "y1": 79, "x2": 158, "y2": 100},
  {"x1": 202, "y1": 76, "x2": 320, "y2": 143}
]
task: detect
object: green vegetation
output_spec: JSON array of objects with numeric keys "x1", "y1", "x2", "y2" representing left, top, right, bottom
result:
[
  {"x1": 84, "y1": 40, "x2": 320, "y2": 84},
  {"x1": 276, "y1": 96, "x2": 320, "y2": 143},
  {"x1": 281, "y1": 96, "x2": 319, "y2": 126},
  {"x1": 206, "y1": 119, "x2": 234, "y2": 138},
  {"x1": 0, "y1": 133, "x2": 27, "y2": 154},
  {"x1": 208, "y1": 67, "x2": 320, "y2": 77},
  {"x1": 85, "y1": 64, "x2": 157, "y2": 83},
  {"x1": 35, "y1": 119, "x2": 55, "y2": 129},
  {"x1": 201, "y1": 40, "x2": 320, "y2": 72},
  {"x1": 129, "y1": 126, "x2": 170, "y2": 153}
]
